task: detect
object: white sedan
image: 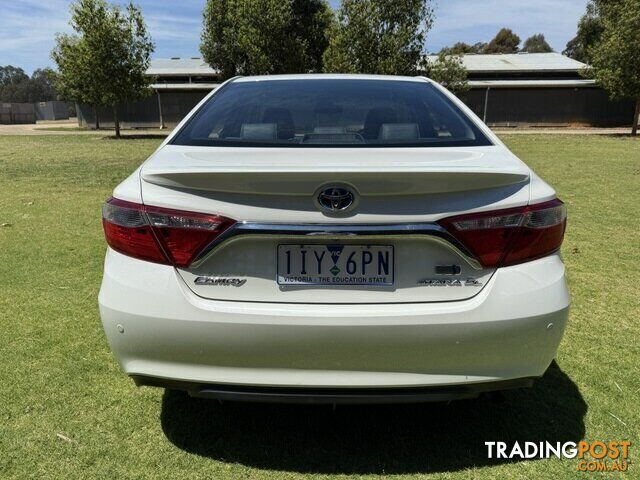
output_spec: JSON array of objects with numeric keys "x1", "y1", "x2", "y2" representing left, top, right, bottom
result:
[{"x1": 99, "y1": 74, "x2": 569, "y2": 403}]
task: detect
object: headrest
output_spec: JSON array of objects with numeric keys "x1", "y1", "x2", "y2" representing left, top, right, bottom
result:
[
  {"x1": 379, "y1": 123, "x2": 419, "y2": 140},
  {"x1": 313, "y1": 126, "x2": 347, "y2": 134},
  {"x1": 240, "y1": 123, "x2": 277, "y2": 140}
]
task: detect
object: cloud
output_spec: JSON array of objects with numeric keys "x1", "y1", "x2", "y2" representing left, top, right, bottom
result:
[
  {"x1": 0, "y1": 0, "x2": 589, "y2": 73},
  {"x1": 0, "y1": 0, "x2": 71, "y2": 72},
  {"x1": 428, "y1": 0, "x2": 589, "y2": 52},
  {"x1": 0, "y1": 0, "x2": 206, "y2": 73}
]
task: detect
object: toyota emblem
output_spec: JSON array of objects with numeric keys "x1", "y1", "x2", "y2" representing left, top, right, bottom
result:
[{"x1": 316, "y1": 186, "x2": 356, "y2": 213}]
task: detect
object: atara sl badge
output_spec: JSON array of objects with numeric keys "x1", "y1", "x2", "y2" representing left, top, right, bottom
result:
[{"x1": 418, "y1": 278, "x2": 483, "y2": 287}]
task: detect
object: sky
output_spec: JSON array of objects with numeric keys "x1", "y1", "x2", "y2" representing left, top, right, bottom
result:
[{"x1": 0, "y1": 0, "x2": 589, "y2": 74}]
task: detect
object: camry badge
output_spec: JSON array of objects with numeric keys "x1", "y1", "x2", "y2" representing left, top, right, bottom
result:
[{"x1": 194, "y1": 276, "x2": 246, "y2": 286}]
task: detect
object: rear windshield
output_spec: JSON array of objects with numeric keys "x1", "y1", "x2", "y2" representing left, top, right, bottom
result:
[{"x1": 172, "y1": 79, "x2": 492, "y2": 148}]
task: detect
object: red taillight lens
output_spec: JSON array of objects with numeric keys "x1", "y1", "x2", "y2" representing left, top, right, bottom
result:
[
  {"x1": 144, "y1": 204, "x2": 235, "y2": 267},
  {"x1": 102, "y1": 199, "x2": 167, "y2": 264},
  {"x1": 102, "y1": 198, "x2": 235, "y2": 267},
  {"x1": 438, "y1": 199, "x2": 567, "y2": 268}
]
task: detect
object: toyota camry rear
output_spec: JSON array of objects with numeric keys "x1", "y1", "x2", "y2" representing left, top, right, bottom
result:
[{"x1": 98, "y1": 75, "x2": 569, "y2": 403}]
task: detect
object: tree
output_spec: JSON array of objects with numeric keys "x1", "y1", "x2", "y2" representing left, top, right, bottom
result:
[
  {"x1": 290, "y1": 0, "x2": 335, "y2": 73},
  {"x1": 200, "y1": 0, "x2": 333, "y2": 79},
  {"x1": 0, "y1": 66, "x2": 29, "y2": 102},
  {"x1": 422, "y1": 53, "x2": 468, "y2": 96},
  {"x1": 323, "y1": 0, "x2": 434, "y2": 75},
  {"x1": 0, "y1": 66, "x2": 29, "y2": 89},
  {"x1": 521, "y1": 34, "x2": 553, "y2": 53},
  {"x1": 484, "y1": 28, "x2": 520, "y2": 54},
  {"x1": 201, "y1": 0, "x2": 291, "y2": 79},
  {"x1": 0, "y1": 66, "x2": 59, "y2": 103},
  {"x1": 440, "y1": 41, "x2": 486, "y2": 55},
  {"x1": 52, "y1": 0, "x2": 154, "y2": 137},
  {"x1": 53, "y1": 33, "x2": 100, "y2": 128},
  {"x1": 28, "y1": 68, "x2": 59, "y2": 102},
  {"x1": 563, "y1": 3, "x2": 603, "y2": 63},
  {"x1": 585, "y1": 0, "x2": 640, "y2": 135}
]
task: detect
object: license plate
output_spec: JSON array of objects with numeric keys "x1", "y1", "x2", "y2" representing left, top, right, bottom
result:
[{"x1": 277, "y1": 244, "x2": 394, "y2": 286}]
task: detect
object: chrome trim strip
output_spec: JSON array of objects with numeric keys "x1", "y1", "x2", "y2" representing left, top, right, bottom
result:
[{"x1": 191, "y1": 222, "x2": 483, "y2": 270}]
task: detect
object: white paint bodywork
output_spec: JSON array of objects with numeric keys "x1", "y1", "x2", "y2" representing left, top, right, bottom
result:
[
  {"x1": 99, "y1": 249, "x2": 569, "y2": 387},
  {"x1": 99, "y1": 75, "x2": 569, "y2": 393}
]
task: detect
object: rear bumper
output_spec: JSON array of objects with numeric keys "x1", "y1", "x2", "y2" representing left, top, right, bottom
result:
[
  {"x1": 133, "y1": 375, "x2": 535, "y2": 404},
  {"x1": 99, "y1": 249, "x2": 569, "y2": 393}
]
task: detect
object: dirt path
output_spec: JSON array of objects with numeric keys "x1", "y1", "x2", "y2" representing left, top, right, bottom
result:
[
  {"x1": 0, "y1": 121, "x2": 631, "y2": 137},
  {"x1": 0, "y1": 120, "x2": 170, "y2": 136},
  {"x1": 492, "y1": 127, "x2": 631, "y2": 135}
]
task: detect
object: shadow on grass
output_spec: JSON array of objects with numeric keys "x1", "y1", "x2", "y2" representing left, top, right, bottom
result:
[
  {"x1": 160, "y1": 362, "x2": 585, "y2": 475},
  {"x1": 101, "y1": 134, "x2": 169, "y2": 140},
  {"x1": 600, "y1": 133, "x2": 638, "y2": 138}
]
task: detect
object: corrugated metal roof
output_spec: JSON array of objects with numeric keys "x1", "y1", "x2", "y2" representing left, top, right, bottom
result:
[
  {"x1": 151, "y1": 83, "x2": 220, "y2": 90},
  {"x1": 468, "y1": 79, "x2": 596, "y2": 88},
  {"x1": 235, "y1": 73, "x2": 424, "y2": 82},
  {"x1": 149, "y1": 79, "x2": 596, "y2": 92},
  {"x1": 148, "y1": 53, "x2": 586, "y2": 77},
  {"x1": 147, "y1": 57, "x2": 218, "y2": 76},
  {"x1": 427, "y1": 53, "x2": 586, "y2": 72}
]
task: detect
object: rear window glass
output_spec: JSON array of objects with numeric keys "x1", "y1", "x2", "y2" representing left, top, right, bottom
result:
[{"x1": 172, "y1": 79, "x2": 492, "y2": 148}]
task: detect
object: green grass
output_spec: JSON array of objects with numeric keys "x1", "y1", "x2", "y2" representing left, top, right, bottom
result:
[{"x1": 0, "y1": 134, "x2": 638, "y2": 479}]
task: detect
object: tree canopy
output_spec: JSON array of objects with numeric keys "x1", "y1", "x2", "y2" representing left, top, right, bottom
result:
[
  {"x1": 440, "y1": 28, "x2": 533, "y2": 55},
  {"x1": 0, "y1": 66, "x2": 29, "y2": 91},
  {"x1": 323, "y1": 0, "x2": 434, "y2": 75},
  {"x1": 290, "y1": 0, "x2": 335, "y2": 73},
  {"x1": 201, "y1": 0, "x2": 467, "y2": 93},
  {"x1": 0, "y1": 66, "x2": 29, "y2": 102},
  {"x1": 422, "y1": 53, "x2": 468, "y2": 96},
  {"x1": 200, "y1": 0, "x2": 333, "y2": 79},
  {"x1": 563, "y1": 4, "x2": 603, "y2": 63},
  {"x1": 484, "y1": 28, "x2": 521, "y2": 54},
  {"x1": 439, "y1": 42, "x2": 486, "y2": 55},
  {"x1": 52, "y1": 0, "x2": 154, "y2": 137},
  {"x1": 0, "y1": 66, "x2": 58, "y2": 103},
  {"x1": 521, "y1": 34, "x2": 553, "y2": 53},
  {"x1": 585, "y1": 0, "x2": 640, "y2": 135}
]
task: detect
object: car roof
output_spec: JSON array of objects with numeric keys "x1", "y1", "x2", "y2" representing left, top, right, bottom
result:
[{"x1": 233, "y1": 74, "x2": 430, "y2": 83}]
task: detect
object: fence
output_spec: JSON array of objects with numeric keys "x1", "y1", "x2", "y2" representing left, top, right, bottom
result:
[
  {"x1": 76, "y1": 91, "x2": 209, "y2": 129},
  {"x1": 34, "y1": 101, "x2": 70, "y2": 121},
  {"x1": 0, "y1": 103, "x2": 36, "y2": 124},
  {"x1": 73, "y1": 84, "x2": 636, "y2": 130}
]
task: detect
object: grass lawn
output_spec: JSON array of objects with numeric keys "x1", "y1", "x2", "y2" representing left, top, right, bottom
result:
[{"x1": 0, "y1": 134, "x2": 638, "y2": 479}]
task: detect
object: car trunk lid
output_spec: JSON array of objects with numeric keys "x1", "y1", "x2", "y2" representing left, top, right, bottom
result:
[
  {"x1": 141, "y1": 145, "x2": 529, "y2": 196},
  {"x1": 139, "y1": 145, "x2": 530, "y2": 304}
]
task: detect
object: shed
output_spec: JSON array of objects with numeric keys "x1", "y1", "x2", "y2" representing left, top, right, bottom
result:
[
  {"x1": 76, "y1": 54, "x2": 635, "y2": 129},
  {"x1": 426, "y1": 53, "x2": 635, "y2": 127}
]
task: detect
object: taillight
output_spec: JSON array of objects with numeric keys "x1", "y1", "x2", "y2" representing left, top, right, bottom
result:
[
  {"x1": 102, "y1": 199, "x2": 167, "y2": 264},
  {"x1": 438, "y1": 199, "x2": 567, "y2": 268},
  {"x1": 102, "y1": 198, "x2": 235, "y2": 267}
]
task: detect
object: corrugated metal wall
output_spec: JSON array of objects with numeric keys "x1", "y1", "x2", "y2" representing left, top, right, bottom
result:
[
  {"x1": 74, "y1": 86, "x2": 635, "y2": 129},
  {"x1": 462, "y1": 87, "x2": 635, "y2": 127},
  {"x1": 0, "y1": 103, "x2": 37, "y2": 124},
  {"x1": 77, "y1": 91, "x2": 208, "y2": 129},
  {"x1": 34, "y1": 101, "x2": 70, "y2": 121}
]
